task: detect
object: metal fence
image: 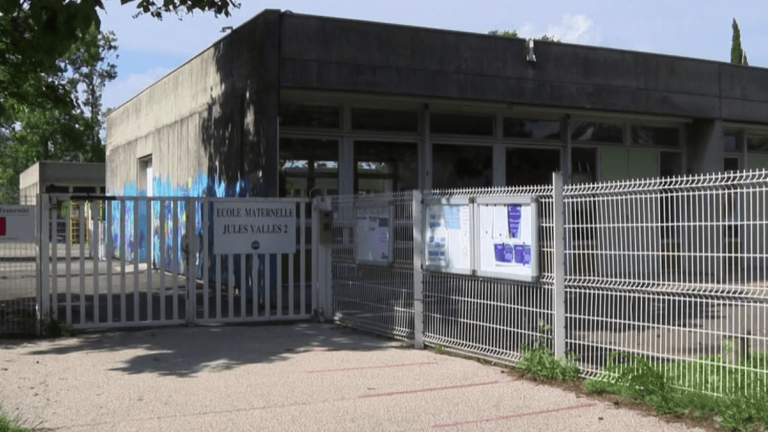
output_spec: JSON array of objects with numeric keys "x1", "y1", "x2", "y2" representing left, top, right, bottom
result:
[
  {"x1": 564, "y1": 171, "x2": 768, "y2": 397},
  {"x1": 328, "y1": 170, "x2": 768, "y2": 397},
  {"x1": 329, "y1": 192, "x2": 415, "y2": 340},
  {"x1": 37, "y1": 194, "x2": 315, "y2": 330},
  {"x1": 0, "y1": 187, "x2": 37, "y2": 335},
  {"x1": 421, "y1": 186, "x2": 555, "y2": 363}
]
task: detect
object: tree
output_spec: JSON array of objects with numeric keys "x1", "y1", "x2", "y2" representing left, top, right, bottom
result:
[
  {"x1": 488, "y1": 29, "x2": 519, "y2": 38},
  {"x1": 0, "y1": 0, "x2": 240, "y2": 117},
  {"x1": 488, "y1": 29, "x2": 560, "y2": 42},
  {"x1": 65, "y1": 26, "x2": 118, "y2": 152},
  {"x1": 0, "y1": 25, "x2": 118, "y2": 191},
  {"x1": 731, "y1": 18, "x2": 748, "y2": 65}
]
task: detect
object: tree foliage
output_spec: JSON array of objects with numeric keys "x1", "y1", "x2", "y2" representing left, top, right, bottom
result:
[
  {"x1": 0, "y1": 0, "x2": 240, "y2": 116},
  {"x1": 730, "y1": 18, "x2": 748, "y2": 65},
  {"x1": 0, "y1": 0, "x2": 240, "y2": 191},
  {"x1": 0, "y1": 25, "x2": 118, "y2": 190},
  {"x1": 488, "y1": 29, "x2": 560, "y2": 42}
]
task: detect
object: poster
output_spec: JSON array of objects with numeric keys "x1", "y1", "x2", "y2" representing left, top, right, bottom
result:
[
  {"x1": 424, "y1": 198, "x2": 472, "y2": 273},
  {"x1": 355, "y1": 203, "x2": 393, "y2": 265},
  {"x1": 474, "y1": 196, "x2": 539, "y2": 282}
]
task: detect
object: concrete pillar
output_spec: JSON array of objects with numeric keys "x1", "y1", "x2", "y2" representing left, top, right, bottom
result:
[
  {"x1": 686, "y1": 119, "x2": 724, "y2": 174},
  {"x1": 685, "y1": 119, "x2": 727, "y2": 283}
]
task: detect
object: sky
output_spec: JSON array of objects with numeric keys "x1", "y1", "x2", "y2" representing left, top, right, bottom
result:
[{"x1": 98, "y1": 0, "x2": 768, "y2": 110}]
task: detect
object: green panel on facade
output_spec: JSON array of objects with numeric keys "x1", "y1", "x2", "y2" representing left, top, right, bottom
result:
[
  {"x1": 628, "y1": 148, "x2": 659, "y2": 179},
  {"x1": 599, "y1": 147, "x2": 628, "y2": 181},
  {"x1": 748, "y1": 154, "x2": 768, "y2": 170}
]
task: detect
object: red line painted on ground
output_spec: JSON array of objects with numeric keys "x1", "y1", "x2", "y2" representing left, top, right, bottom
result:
[
  {"x1": 306, "y1": 361, "x2": 437, "y2": 374},
  {"x1": 432, "y1": 403, "x2": 598, "y2": 428},
  {"x1": 360, "y1": 380, "x2": 501, "y2": 398}
]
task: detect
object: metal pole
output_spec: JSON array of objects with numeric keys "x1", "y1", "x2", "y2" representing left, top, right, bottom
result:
[
  {"x1": 186, "y1": 198, "x2": 196, "y2": 325},
  {"x1": 412, "y1": 190, "x2": 424, "y2": 349},
  {"x1": 39, "y1": 194, "x2": 50, "y2": 335},
  {"x1": 553, "y1": 172, "x2": 566, "y2": 358}
]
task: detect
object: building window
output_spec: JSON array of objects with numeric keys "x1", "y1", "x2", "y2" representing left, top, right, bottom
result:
[
  {"x1": 506, "y1": 148, "x2": 560, "y2": 186},
  {"x1": 430, "y1": 113, "x2": 494, "y2": 136},
  {"x1": 279, "y1": 138, "x2": 338, "y2": 197},
  {"x1": 747, "y1": 135, "x2": 768, "y2": 170},
  {"x1": 503, "y1": 118, "x2": 562, "y2": 140},
  {"x1": 354, "y1": 141, "x2": 418, "y2": 194},
  {"x1": 279, "y1": 105, "x2": 340, "y2": 129},
  {"x1": 630, "y1": 125, "x2": 680, "y2": 147},
  {"x1": 660, "y1": 152, "x2": 683, "y2": 177},
  {"x1": 432, "y1": 144, "x2": 493, "y2": 189},
  {"x1": 747, "y1": 135, "x2": 768, "y2": 152},
  {"x1": 724, "y1": 157, "x2": 740, "y2": 172},
  {"x1": 723, "y1": 131, "x2": 741, "y2": 152},
  {"x1": 351, "y1": 108, "x2": 418, "y2": 132},
  {"x1": 571, "y1": 148, "x2": 597, "y2": 184},
  {"x1": 571, "y1": 121, "x2": 624, "y2": 144}
]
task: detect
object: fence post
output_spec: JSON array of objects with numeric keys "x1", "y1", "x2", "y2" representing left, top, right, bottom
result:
[
  {"x1": 38, "y1": 194, "x2": 50, "y2": 335},
  {"x1": 553, "y1": 172, "x2": 566, "y2": 358},
  {"x1": 412, "y1": 190, "x2": 424, "y2": 349},
  {"x1": 185, "y1": 198, "x2": 196, "y2": 325},
  {"x1": 312, "y1": 196, "x2": 333, "y2": 322}
]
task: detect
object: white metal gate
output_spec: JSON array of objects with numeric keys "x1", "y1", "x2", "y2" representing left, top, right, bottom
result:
[{"x1": 39, "y1": 194, "x2": 317, "y2": 330}]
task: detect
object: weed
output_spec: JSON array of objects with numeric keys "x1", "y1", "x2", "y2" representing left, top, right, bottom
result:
[
  {"x1": 433, "y1": 344, "x2": 445, "y2": 355},
  {"x1": 41, "y1": 314, "x2": 75, "y2": 338},
  {"x1": 515, "y1": 340, "x2": 580, "y2": 380},
  {"x1": 0, "y1": 411, "x2": 30, "y2": 432},
  {"x1": 585, "y1": 351, "x2": 768, "y2": 431}
]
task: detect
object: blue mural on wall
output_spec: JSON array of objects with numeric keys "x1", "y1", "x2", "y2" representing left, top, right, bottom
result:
[{"x1": 109, "y1": 171, "x2": 270, "y2": 302}]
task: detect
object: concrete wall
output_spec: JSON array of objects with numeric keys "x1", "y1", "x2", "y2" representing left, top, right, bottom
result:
[
  {"x1": 279, "y1": 14, "x2": 768, "y2": 122},
  {"x1": 18, "y1": 162, "x2": 105, "y2": 203},
  {"x1": 18, "y1": 163, "x2": 40, "y2": 202},
  {"x1": 107, "y1": 10, "x2": 768, "y2": 198},
  {"x1": 105, "y1": 9, "x2": 281, "y2": 198}
]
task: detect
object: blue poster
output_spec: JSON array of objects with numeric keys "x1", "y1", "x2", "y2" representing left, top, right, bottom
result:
[
  {"x1": 494, "y1": 243, "x2": 514, "y2": 263},
  {"x1": 444, "y1": 206, "x2": 461, "y2": 230},
  {"x1": 514, "y1": 244, "x2": 531, "y2": 265},
  {"x1": 508, "y1": 205, "x2": 521, "y2": 238}
]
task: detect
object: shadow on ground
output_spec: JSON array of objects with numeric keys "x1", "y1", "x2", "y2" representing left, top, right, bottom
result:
[{"x1": 1, "y1": 323, "x2": 402, "y2": 378}]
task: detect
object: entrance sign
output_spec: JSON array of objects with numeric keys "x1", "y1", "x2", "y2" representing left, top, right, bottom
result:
[
  {"x1": 355, "y1": 202, "x2": 393, "y2": 265},
  {"x1": 0, "y1": 205, "x2": 35, "y2": 242},
  {"x1": 474, "y1": 196, "x2": 539, "y2": 282},
  {"x1": 212, "y1": 202, "x2": 296, "y2": 254},
  {"x1": 424, "y1": 197, "x2": 472, "y2": 274}
]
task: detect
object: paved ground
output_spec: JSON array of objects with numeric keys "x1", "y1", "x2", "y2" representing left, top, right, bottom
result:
[{"x1": 0, "y1": 323, "x2": 704, "y2": 432}]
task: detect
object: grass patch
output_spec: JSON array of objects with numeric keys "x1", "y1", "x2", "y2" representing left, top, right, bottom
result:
[
  {"x1": 585, "y1": 351, "x2": 768, "y2": 432},
  {"x1": 515, "y1": 340, "x2": 580, "y2": 380},
  {"x1": 0, "y1": 412, "x2": 30, "y2": 432}
]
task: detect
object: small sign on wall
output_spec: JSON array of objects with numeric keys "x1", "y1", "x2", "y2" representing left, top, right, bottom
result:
[
  {"x1": 355, "y1": 202, "x2": 394, "y2": 265},
  {"x1": 212, "y1": 202, "x2": 296, "y2": 254},
  {"x1": 423, "y1": 197, "x2": 472, "y2": 274},
  {"x1": 0, "y1": 205, "x2": 36, "y2": 242}
]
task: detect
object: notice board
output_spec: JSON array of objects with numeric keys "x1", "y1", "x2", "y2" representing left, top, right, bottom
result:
[
  {"x1": 474, "y1": 196, "x2": 539, "y2": 282},
  {"x1": 355, "y1": 202, "x2": 393, "y2": 265},
  {"x1": 424, "y1": 197, "x2": 472, "y2": 274}
]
